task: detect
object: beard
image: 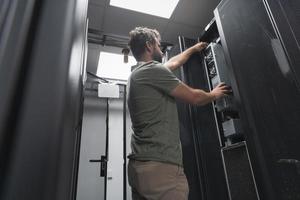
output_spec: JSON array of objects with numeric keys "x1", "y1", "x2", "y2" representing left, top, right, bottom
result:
[{"x1": 152, "y1": 50, "x2": 163, "y2": 63}]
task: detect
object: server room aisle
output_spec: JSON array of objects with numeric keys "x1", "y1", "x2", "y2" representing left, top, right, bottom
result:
[{"x1": 1, "y1": 0, "x2": 300, "y2": 200}]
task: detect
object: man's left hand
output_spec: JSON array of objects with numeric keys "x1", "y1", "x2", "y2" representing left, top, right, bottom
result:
[{"x1": 193, "y1": 42, "x2": 208, "y2": 52}]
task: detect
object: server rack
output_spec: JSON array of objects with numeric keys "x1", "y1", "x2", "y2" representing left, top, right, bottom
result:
[
  {"x1": 214, "y1": 0, "x2": 300, "y2": 199},
  {"x1": 174, "y1": 36, "x2": 230, "y2": 200},
  {"x1": 201, "y1": 19, "x2": 260, "y2": 200},
  {"x1": 0, "y1": 0, "x2": 89, "y2": 199},
  {"x1": 170, "y1": 43, "x2": 205, "y2": 200},
  {"x1": 174, "y1": 0, "x2": 300, "y2": 199},
  {"x1": 172, "y1": 15, "x2": 264, "y2": 199}
]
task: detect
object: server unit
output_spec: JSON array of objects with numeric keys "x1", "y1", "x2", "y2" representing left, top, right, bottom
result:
[
  {"x1": 202, "y1": 41, "x2": 244, "y2": 144},
  {"x1": 204, "y1": 43, "x2": 236, "y2": 112}
]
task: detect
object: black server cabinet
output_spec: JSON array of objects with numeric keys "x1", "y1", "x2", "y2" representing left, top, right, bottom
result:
[
  {"x1": 202, "y1": 19, "x2": 260, "y2": 200},
  {"x1": 0, "y1": 0, "x2": 88, "y2": 199},
  {"x1": 201, "y1": 21, "x2": 259, "y2": 200},
  {"x1": 174, "y1": 37, "x2": 229, "y2": 200},
  {"x1": 170, "y1": 44, "x2": 204, "y2": 200},
  {"x1": 0, "y1": 0, "x2": 38, "y2": 169},
  {"x1": 215, "y1": 0, "x2": 300, "y2": 199},
  {"x1": 264, "y1": 0, "x2": 300, "y2": 89}
]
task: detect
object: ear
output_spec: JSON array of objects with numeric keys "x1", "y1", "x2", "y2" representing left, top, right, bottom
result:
[{"x1": 145, "y1": 41, "x2": 153, "y2": 53}]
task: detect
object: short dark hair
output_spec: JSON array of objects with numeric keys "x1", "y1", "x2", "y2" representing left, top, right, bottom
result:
[{"x1": 128, "y1": 27, "x2": 161, "y2": 60}]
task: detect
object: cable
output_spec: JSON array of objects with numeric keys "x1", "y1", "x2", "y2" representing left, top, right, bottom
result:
[{"x1": 87, "y1": 71, "x2": 109, "y2": 83}]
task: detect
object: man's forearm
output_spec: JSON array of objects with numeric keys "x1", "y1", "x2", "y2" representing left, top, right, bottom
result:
[
  {"x1": 170, "y1": 81, "x2": 226, "y2": 106},
  {"x1": 193, "y1": 89, "x2": 216, "y2": 106},
  {"x1": 164, "y1": 45, "x2": 197, "y2": 71}
]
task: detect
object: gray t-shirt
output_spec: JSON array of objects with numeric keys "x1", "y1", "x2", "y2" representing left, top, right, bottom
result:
[{"x1": 127, "y1": 61, "x2": 183, "y2": 166}]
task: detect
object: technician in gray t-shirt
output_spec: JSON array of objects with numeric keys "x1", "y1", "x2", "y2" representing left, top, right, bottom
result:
[{"x1": 127, "y1": 27, "x2": 229, "y2": 200}]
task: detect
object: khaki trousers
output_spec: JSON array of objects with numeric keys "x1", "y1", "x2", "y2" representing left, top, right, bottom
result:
[{"x1": 128, "y1": 160, "x2": 189, "y2": 200}]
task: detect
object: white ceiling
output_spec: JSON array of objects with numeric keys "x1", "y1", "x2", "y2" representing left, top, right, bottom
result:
[{"x1": 88, "y1": 0, "x2": 221, "y2": 45}]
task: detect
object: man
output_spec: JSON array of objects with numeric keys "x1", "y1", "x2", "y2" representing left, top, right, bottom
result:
[{"x1": 127, "y1": 27, "x2": 229, "y2": 200}]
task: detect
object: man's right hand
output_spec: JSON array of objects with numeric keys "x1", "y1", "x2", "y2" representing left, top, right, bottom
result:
[{"x1": 210, "y1": 82, "x2": 231, "y2": 100}]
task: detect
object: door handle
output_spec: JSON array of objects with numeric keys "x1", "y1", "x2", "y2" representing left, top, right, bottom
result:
[{"x1": 90, "y1": 155, "x2": 107, "y2": 177}]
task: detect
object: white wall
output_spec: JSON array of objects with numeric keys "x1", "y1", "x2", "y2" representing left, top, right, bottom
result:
[
  {"x1": 106, "y1": 99, "x2": 124, "y2": 200},
  {"x1": 77, "y1": 95, "x2": 107, "y2": 200},
  {"x1": 106, "y1": 98, "x2": 132, "y2": 200},
  {"x1": 82, "y1": 43, "x2": 133, "y2": 199}
]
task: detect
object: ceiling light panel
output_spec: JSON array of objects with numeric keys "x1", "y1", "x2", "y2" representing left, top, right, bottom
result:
[{"x1": 110, "y1": 0, "x2": 180, "y2": 18}]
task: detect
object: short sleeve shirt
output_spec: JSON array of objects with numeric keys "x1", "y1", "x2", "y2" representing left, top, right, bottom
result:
[{"x1": 127, "y1": 61, "x2": 183, "y2": 166}]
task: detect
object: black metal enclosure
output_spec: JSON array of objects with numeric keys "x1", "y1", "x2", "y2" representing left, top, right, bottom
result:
[
  {"x1": 172, "y1": 36, "x2": 229, "y2": 200},
  {"x1": 214, "y1": 0, "x2": 300, "y2": 199},
  {"x1": 0, "y1": 0, "x2": 88, "y2": 199}
]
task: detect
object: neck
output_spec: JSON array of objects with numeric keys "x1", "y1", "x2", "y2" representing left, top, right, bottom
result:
[{"x1": 138, "y1": 54, "x2": 153, "y2": 63}]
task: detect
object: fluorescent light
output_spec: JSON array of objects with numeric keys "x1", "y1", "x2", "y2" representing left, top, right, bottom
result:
[
  {"x1": 97, "y1": 52, "x2": 136, "y2": 81},
  {"x1": 110, "y1": 0, "x2": 179, "y2": 18}
]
